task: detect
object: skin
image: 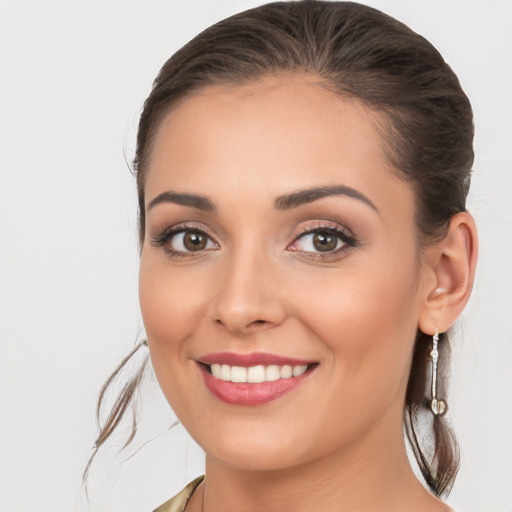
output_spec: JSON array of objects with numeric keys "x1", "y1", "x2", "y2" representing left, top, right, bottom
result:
[{"x1": 139, "y1": 75, "x2": 477, "y2": 512}]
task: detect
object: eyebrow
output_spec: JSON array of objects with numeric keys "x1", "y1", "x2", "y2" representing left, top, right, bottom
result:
[
  {"x1": 147, "y1": 184, "x2": 378, "y2": 214},
  {"x1": 274, "y1": 185, "x2": 379, "y2": 213},
  {"x1": 147, "y1": 191, "x2": 216, "y2": 212}
]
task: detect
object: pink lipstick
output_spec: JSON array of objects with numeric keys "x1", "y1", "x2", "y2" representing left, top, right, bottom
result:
[{"x1": 197, "y1": 352, "x2": 317, "y2": 406}]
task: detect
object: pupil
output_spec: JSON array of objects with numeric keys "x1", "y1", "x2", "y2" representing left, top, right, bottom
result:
[
  {"x1": 184, "y1": 231, "x2": 207, "y2": 251},
  {"x1": 313, "y1": 232, "x2": 337, "y2": 252}
]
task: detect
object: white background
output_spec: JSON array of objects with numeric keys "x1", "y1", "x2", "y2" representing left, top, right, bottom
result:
[{"x1": 0, "y1": 1, "x2": 511, "y2": 511}]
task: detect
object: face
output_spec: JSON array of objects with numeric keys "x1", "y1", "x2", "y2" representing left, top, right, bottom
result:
[{"x1": 139, "y1": 75, "x2": 429, "y2": 472}]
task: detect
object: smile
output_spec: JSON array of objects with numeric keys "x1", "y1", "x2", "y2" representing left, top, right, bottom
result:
[
  {"x1": 197, "y1": 352, "x2": 317, "y2": 406},
  {"x1": 209, "y1": 363, "x2": 308, "y2": 383}
]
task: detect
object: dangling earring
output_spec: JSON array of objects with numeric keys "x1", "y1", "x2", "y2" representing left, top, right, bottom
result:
[{"x1": 430, "y1": 327, "x2": 446, "y2": 416}]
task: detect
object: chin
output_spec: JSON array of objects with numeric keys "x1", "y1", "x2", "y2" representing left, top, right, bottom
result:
[
  {"x1": 206, "y1": 438, "x2": 308, "y2": 473},
  {"x1": 182, "y1": 413, "x2": 312, "y2": 472}
]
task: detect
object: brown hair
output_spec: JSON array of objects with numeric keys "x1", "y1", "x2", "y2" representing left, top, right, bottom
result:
[{"x1": 86, "y1": 0, "x2": 473, "y2": 496}]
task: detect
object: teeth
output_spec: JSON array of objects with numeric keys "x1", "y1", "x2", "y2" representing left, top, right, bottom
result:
[
  {"x1": 230, "y1": 366, "x2": 247, "y2": 383},
  {"x1": 221, "y1": 364, "x2": 230, "y2": 381},
  {"x1": 247, "y1": 365, "x2": 265, "y2": 383},
  {"x1": 211, "y1": 364, "x2": 222, "y2": 378},
  {"x1": 293, "y1": 365, "x2": 307, "y2": 377},
  {"x1": 208, "y1": 363, "x2": 309, "y2": 383},
  {"x1": 280, "y1": 365, "x2": 293, "y2": 378},
  {"x1": 265, "y1": 365, "x2": 281, "y2": 381}
]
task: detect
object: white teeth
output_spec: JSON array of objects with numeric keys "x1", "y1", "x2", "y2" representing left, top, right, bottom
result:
[
  {"x1": 247, "y1": 365, "x2": 266, "y2": 383},
  {"x1": 211, "y1": 363, "x2": 221, "y2": 379},
  {"x1": 230, "y1": 366, "x2": 247, "y2": 383},
  {"x1": 265, "y1": 365, "x2": 281, "y2": 381},
  {"x1": 280, "y1": 365, "x2": 293, "y2": 378},
  {"x1": 208, "y1": 363, "x2": 310, "y2": 383},
  {"x1": 221, "y1": 364, "x2": 231, "y2": 381},
  {"x1": 292, "y1": 365, "x2": 308, "y2": 377}
]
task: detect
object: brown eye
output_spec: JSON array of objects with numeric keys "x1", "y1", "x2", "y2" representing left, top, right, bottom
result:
[
  {"x1": 183, "y1": 230, "x2": 208, "y2": 251},
  {"x1": 287, "y1": 227, "x2": 356, "y2": 255},
  {"x1": 161, "y1": 228, "x2": 218, "y2": 254},
  {"x1": 312, "y1": 232, "x2": 338, "y2": 252}
]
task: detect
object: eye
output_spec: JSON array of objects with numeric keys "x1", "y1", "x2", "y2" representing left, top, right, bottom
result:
[
  {"x1": 287, "y1": 226, "x2": 356, "y2": 254},
  {"x1": 171, "y1": 230, "x2": 217, "y2": 252},
  {"x1": 151, "y1": 226, "x2": 218, "y2": 255}
]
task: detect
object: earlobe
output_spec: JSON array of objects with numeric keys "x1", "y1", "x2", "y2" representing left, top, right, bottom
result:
[{"x1": 419, "y1": 211, "x2": 478, "y2": 334}]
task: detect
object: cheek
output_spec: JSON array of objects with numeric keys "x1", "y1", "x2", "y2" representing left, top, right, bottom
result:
[
  {"x1": 290, "y1": 254, "x2": 421, "y2": 388},
  {"x1": 138, "y1": 255, "x2": 211, "y2": 396},
  {"x1": 281, "y1": 259, "x2": 421, "y2": 448},
  {"x1": 138, "y1": 255, "x2": 210, "y2": 415},
  {"x1": 139, "y1": 256, "x2": 206, "y2": 344}
]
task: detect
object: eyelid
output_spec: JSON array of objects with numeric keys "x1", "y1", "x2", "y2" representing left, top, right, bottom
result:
[
  {"x1": 293, "y1": 220, "x2": 355, "y2": 238},
  {"x1": 150, "y1": 222, "x2": 220, "y2": 254},
  {"x1": 286, "y1": 221, "x2": 359, "y2": 255}
]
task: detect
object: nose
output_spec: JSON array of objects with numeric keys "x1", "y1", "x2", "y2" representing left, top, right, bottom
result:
[{"x1": 209, "y1": 248, "x2": 287, "y2": 334}]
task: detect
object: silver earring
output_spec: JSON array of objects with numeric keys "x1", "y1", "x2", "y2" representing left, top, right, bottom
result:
[{"x1": 430, "y1": 327, "x2": 446, "y2": 416}]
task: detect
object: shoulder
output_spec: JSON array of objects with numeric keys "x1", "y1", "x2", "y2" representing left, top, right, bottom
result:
[{"x1": 152, "y1": 476, "x2": 204, "y2": 512}]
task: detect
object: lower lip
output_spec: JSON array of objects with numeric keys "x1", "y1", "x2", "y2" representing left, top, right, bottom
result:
[{"x1": 199, "y1": 365, "x2": 314, "y2": 406}]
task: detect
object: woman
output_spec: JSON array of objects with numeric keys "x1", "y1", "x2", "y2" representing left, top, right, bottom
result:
[{"x1": 89, "y1": 1, "x2": 478, "y2": 510}]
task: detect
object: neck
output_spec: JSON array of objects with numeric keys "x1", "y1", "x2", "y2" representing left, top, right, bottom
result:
[{"x1": 197, "y1": 422, "x2": 449, "y2": 512}]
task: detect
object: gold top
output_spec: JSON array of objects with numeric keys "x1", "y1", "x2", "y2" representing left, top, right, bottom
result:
[{"x1": 153, "y1": 476, "x2": 204, "y2": 512}]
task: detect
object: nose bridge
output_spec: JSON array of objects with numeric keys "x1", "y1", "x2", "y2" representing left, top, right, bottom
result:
[{"x1": 210, "y1": 239, "x2": 284, "y2": 332}]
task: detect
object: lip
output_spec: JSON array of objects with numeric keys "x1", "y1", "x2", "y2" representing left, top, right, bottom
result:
[
  {"x1": 197, "y1": 352, "x2": 317, "y2": 406},
  {"x1": 198, "y1": 352, "x2": 313, "y2": 367}
]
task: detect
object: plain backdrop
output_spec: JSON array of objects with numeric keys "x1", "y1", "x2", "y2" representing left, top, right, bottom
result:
[{"x1": 0, "y1": 1, "x2": 511, "y2": 511}]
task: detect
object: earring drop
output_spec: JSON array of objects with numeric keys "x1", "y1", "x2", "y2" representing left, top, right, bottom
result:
[{"x1": 430, "y1": 327, "x2": 447, "y2": 416}]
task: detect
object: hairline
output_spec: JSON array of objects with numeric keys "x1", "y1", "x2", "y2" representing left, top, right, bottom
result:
[{"x1": 136, "y1": 71, "x2": 438, "y2": 251}]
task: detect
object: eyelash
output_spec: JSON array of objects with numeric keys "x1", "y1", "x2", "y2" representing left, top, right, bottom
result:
[
  {"x1": 289, "y1": 224, "x2": 359, "y2": 258},
  {"x1": 151, "y1": 223, "x2": 218, "y2": 259},
  {"x1": 150, "y1": 222, "x2": 359, "y2": 259}
]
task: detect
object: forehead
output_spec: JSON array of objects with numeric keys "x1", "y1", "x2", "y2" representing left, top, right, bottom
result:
[{"x1": 145, "y1": 74, "x2": 412, "y2": 217}]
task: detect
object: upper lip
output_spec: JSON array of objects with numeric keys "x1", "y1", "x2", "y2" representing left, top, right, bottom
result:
[{"x1": 198, "y1": 352, "x2": 315, "y2": 367}]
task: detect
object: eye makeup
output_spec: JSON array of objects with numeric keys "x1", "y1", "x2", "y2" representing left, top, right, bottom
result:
[
  {"x1": 149, "y1": 217, "x2": 360, "y2": 262},
  {"x1": 150, "y1": 222, "x2": 219, "y2": 259},
  {"x1": 286, "y1": 221, "x2": 360, "y2": 261}
]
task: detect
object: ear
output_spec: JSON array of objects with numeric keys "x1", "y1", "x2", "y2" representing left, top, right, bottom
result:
[{"x1": 418, "y1": 211, "x2": 478, "y2": 335}]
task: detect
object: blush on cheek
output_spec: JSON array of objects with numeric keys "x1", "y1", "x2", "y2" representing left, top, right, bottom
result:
[
  {"x1": 294, "y1": 262, "x2": 419, "y2": 373},
  {"x1": 140, "y1": 258, "x2": 193, "y2": 333}
]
